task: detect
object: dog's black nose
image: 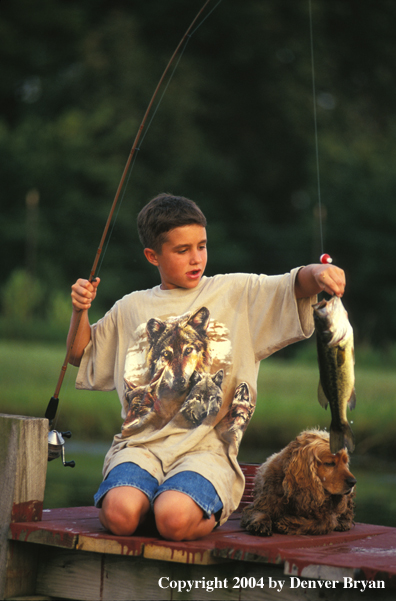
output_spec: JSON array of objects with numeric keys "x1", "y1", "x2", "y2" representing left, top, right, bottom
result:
[{"x1": 346, "y1": 476, "x2": 357, "y2": 488}]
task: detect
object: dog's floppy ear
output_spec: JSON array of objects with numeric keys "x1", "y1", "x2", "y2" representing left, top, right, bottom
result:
[{"x1": 282, "y1": 441, "x2": 326, "y2": 510}]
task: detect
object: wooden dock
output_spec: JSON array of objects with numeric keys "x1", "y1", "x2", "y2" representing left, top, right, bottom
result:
[{"x1": 1, "y1": 414, "x2": 395, "y2": 600}]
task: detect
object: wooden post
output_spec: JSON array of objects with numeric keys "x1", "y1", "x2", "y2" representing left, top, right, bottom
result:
[{"x1": 0, "y1": 414, "x2": 48, "y2": 599}]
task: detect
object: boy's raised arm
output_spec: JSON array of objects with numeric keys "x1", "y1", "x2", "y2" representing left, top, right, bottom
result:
[
  {"x1": 295, "y1": 264, "x2": 345, "y2": 299},
  {"x1": 67, "y1": 278, "x2": 100, "y2": 366}
]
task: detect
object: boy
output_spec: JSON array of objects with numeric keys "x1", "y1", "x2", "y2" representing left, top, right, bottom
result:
[{"x1": 68, "y1": 193, "x2": 345, "y2": 541}]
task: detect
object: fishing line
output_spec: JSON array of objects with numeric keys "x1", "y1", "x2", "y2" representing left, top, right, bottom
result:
[
  {"x1": 308, "y1": 0, "x2": 324, "y2": 257},
  {"x1": 138, "y1": 0, "x2": 224, "y2": 150},
  {"x1": 190, "y1": 0, "x2": 223, "y2": 35}
]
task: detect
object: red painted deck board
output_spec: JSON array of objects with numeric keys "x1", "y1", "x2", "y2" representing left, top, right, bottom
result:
[
  {"x1": 7, "y1": 466, "x2": 396, "y2": 586},
  {"x1": 9, "y1": 507, "x2": 396, "y2": 585},
  {"x1": 282, "y1": 526, "x2": 396, "y2": 582}
]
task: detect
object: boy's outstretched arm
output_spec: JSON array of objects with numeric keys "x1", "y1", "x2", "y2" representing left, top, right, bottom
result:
[
  {"x1": 67, "y1": 278, "x2": 100, "y2": 366},
  {"x1": 295, "y1": 264, "x2": 345, "y2": 299}
]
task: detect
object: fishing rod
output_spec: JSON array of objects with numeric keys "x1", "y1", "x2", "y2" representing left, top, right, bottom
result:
[{"x1": 45, "y1": 0, "x2": 217, "y2": 465}]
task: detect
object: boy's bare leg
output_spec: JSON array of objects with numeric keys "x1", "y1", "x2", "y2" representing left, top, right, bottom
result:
[
  {"x1": 154, "y1": 490, "x2": 216, "y2": 541},
  {"x1": 99, "y1": 486, "x2": 151, "y2": 535}
]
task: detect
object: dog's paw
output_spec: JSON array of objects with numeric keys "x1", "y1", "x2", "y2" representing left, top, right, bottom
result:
[
  {"x1": 241, "y1": 514, "x2": 273, "y2": 537},
  {"x1": 334, "y1": 520, "x2": 353, "y2": 532}
]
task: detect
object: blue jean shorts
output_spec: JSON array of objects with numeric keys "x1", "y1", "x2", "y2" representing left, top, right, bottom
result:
[{"x1": 94, "y1": 462, "x2": 223, "y2": 520}]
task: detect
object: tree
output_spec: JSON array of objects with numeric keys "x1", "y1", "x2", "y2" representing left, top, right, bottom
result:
[{"x1": 1, "y1": 0, "x2": 396, "y2": 344}]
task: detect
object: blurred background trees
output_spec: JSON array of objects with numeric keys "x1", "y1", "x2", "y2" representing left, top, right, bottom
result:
[{"x1": 1, "y1": 0, "x2": 396, "y2": 346}]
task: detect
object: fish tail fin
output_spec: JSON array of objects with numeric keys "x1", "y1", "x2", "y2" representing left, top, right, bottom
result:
[{"x1": 330, "y1": 422, "x2": 355, "y2": 454}]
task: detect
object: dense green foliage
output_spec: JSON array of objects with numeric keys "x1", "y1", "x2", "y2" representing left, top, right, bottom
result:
[{"x1": 1, "y1": 0, "x2": 396, "y2": 344}]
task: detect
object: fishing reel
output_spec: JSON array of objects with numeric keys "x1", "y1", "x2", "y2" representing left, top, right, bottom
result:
[{"x1": 48, "y1": 430, "x2": 75, "y2": 468}]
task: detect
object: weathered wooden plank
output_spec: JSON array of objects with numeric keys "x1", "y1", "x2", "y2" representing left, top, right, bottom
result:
[
  {"x1": 41, "y1": 506, "x2": 99, "y2": 521},
  {"x1": 283, "y1": 526, "x2": 396, "y2": 585},
  {"x1": 0, "y1": 414, "x2": 48, "y2": 600},
  {"x1": 77, "y1": 534, "x2": 145, "y2": 556},
  {"x1": 33, "y1": 545, "x2": 396, "y2": 601},
  {"x1": 212, "y1": 522, "x2": 394, "y2": 564},
  {"x1": 0, "y1": 414, "x2": 48, "y2": 522},
  {"x1": 10, "y1": 504, "x2": 396, "y2": 587},
  {"x1": 143, "y1": 543, "x2": 216, "y2": 565},
  {"x1": 2, "y1": 541, "x2": 40, "y2": 601},
  {"x1": 10, "y1": 524, "x2": 78, "y2": 549}
]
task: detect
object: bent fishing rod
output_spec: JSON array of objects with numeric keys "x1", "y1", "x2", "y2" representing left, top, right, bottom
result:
[{"x1": 44, "y1": 0, "x2": 217, "y2": 461}]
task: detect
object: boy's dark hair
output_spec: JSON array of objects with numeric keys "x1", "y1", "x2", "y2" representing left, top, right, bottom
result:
[{"x1": 137, "y1": 193, "x2": 207, "y2": 253}]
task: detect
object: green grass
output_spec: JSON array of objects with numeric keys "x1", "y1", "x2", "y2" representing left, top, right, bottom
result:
[
  {"x1": 1, "y1": 340, "x2": 396, "y2": 453},
  {"x1": 0, "y1": 340, "x2": 122, "y2": 441},
  {"x1": 2, "y1": 340, "x2": 396, "y2": 526},
  {"x1": 241, "y1": 355, "x2": 396, "y2": 456}
]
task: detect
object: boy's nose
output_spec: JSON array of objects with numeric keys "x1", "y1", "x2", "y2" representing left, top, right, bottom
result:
[{"x1": 190, "y1": 251, "x2": 200, "y2": 263}]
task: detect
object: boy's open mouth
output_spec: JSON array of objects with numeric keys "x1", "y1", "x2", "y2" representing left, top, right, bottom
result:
[{"x1": 187, "y1": 269, "x2": 201, "y2": 278}]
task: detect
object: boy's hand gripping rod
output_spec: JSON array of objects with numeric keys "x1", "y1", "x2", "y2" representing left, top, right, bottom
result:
[{"x1": 45, "y1": 0, "x2": 215, "y2": 431}]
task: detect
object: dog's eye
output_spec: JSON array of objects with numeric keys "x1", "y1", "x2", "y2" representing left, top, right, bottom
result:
[
  {"x1": 162, "y1": 350, "x2": 173, "y2": 360},
  {"x1": 184, "y1": 347, "x2": 194, "y2": 356},
  {"x1": 324, "y1": 461, "x2": 336, "y2": 467}
]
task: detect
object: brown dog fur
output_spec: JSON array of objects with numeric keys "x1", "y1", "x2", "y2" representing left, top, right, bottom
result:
[{"x1": 241, "y1": 429, "x2": 356, "y2": 536}]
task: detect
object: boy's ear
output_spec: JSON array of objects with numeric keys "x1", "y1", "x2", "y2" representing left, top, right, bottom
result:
[{"x1": 144, "y1": 248, "x2": 159, "y2": 266}]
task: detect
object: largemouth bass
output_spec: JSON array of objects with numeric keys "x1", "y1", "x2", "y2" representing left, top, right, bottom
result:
[{"x1": 313, "y1": 296, "x2": 356, "y2": 454}]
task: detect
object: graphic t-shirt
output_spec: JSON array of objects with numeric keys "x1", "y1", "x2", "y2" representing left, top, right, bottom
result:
[{"x1": 76, "y1": 270, "x2": 315, "y2": 523}]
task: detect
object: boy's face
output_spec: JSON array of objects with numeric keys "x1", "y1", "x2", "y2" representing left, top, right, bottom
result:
[{"x1": 144, "y1": 224, "x2": 207, "y2": 290}]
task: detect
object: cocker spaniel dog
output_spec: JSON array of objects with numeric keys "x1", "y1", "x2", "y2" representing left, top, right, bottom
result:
[{"x1": 241, "y1": 429, "x2": 356, "y2": 536}]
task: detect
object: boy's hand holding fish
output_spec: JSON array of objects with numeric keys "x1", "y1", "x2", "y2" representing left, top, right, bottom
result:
[{"x1": 295, "y1": 264, "x2": 345, "y2": 299}]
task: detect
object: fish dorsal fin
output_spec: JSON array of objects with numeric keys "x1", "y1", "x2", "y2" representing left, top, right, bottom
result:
[
  {"x1": 348, "y1": 388, "x2": 357, "y2": 411},
  {"x1": 318, "y1": 381, "x2": 329, "y2": 409}
]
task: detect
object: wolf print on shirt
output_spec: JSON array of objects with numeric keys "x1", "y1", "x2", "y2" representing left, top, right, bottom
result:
[
  {"x1": 122, "y1": 307, "x2": 211, "y2": 433},
  {"x1": 217, "y1": 382, "x2": 255, "y2": 449},
  {"x1": 175, "y1": 369, "x2": 224, "y2": 428},
  {"x1": 146, "y1": 306, "x2": 210, "y2": 395},
  {"x1": 121, "y1": 306, "x2": 253, "y2": 438}
]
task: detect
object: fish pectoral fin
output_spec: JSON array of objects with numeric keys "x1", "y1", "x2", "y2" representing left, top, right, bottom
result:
[
  {"x1": 348, "y1": 388, "x2": 357, "y2": 411},
  {"x1": 317, "y1": 381, "x2": 329, "y2": 409}
]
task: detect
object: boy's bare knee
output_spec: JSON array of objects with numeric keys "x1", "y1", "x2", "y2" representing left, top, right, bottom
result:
[
  {"x1": 155, "y1": 506, "x2": 192, "y2": 541},
  {"x1": 99, "y1": 486, "x2": 150, "y2": 536},
  {"x1": 100, "y1": 505, "x2": 138, "y2": 536},
  {"x1": 154, "y1": 491, "x2": 215, "y2": 541}
]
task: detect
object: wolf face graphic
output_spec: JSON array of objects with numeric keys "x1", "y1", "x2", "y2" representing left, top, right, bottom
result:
[
  {"x1": 122, "y1": 375, "x2": 160, "y2": 433},
  {"x1": 176, "y1": 369, "x2": 224, "y2": 428},
  {"x1": 122, "y1": 307, "x2": 211, "y2": 432},
  {"x1": 217, "y1": 382, "x2": 254, "y2": 447},
  {"x1": 146, "y1": 306, "x2": 210, "y2": 397}
]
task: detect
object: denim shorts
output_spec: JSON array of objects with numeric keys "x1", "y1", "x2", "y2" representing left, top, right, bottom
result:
[{"x1": 94, "y1": 462, "x2": 223, "y2": 520}]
